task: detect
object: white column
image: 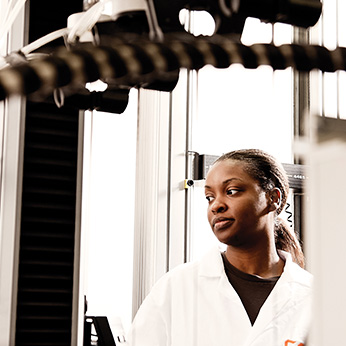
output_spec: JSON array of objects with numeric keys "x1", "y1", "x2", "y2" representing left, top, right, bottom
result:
[
  {"x1": 305, "y1": 140, "x2": 346, "y2": 345},
  {"x1": 0, "y1": 3, "x2": 27, "y2": 345}
]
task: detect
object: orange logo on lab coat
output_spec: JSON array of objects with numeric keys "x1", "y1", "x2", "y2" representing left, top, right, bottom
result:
[{"x1": 285, "y1": 340, "x2": 304, "y2": 346}]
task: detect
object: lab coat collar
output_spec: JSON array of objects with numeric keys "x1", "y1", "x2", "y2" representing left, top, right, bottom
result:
[
  {"x1": 198, "y1": 245, "x2": 226, "y2": 278},
  {"x1": 277, "y1": 249, "x2": 313, "y2": 287},
  {"x1": 198, "y1": 245, "x2": 312, "y2": 287}
]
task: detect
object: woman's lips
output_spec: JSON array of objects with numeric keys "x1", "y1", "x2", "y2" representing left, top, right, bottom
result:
[{"x1": 213, "y1": 218, "x2": 234, "y2": 231}]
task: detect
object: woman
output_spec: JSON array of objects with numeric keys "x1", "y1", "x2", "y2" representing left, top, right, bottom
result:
[{"x1": 127, "y1": 149, "x2": 312, "y2": 346}]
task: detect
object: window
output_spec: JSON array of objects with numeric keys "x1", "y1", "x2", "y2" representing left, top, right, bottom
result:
[
  {"x1": 310, "y1": 0, "x2": 346, "y2": 118},
  {"x1": 185, "y1": 18, "x2": 296, "y2": 261},
  {"x1": 80, "y1": 89, "x2": 138, "y2": 334}
]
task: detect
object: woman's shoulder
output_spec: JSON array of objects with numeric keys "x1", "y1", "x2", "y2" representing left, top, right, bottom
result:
[{"x1": 152, "y1": 246, "x2": 224, "y2": 289}]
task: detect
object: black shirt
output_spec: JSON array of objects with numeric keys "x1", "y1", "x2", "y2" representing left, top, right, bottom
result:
[{"x1": 221, "y1": 252, "x2": 280, "y2": 325}]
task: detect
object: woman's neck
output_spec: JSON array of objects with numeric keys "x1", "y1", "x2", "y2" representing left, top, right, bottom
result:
[{"x1": 225, "y1": 244, "x2": 284, "y2": 278}]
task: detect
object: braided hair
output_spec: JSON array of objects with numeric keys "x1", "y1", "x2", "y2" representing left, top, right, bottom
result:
[{"x1": 215, "y1": 149, "x2": 305, "y2": 268}]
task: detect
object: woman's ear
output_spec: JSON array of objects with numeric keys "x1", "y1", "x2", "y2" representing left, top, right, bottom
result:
[{"x1": 268, "y1": 188, "x2": 282, "y2": 212}]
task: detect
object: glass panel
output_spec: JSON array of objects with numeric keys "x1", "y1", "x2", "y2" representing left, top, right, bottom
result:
[
  {"x1": 339, "y1": 72, "x2": 346, "y2": 119},
  {"x1": 241, "y1": 18, "x2": 273, "y2": 44},
  {"x1": 322, "y1": 0, "x2": 337, "y2": 50},
  {"x1": 323, "y1": 73, "x2": 338, "y2": 118},
  {"x1": 193, "y1": 65, "x2": 293, "y2": 160},
  {"x1": 81, "y1": 89, "x2": 138, "y2": 333},
  {"x1": 337, "y1": 0, "x2": 346, "y2": 119},
  {"x1": 311, "y1": 0, "x2": 346, "y2": 119},
  {"x1": 338, "y1": 0, "x2": 346, "y2": 46}
]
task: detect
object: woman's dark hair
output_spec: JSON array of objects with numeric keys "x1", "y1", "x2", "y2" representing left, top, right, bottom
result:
[{"x1": 216, "y1": 149, "x2": 305, "y2": 268}]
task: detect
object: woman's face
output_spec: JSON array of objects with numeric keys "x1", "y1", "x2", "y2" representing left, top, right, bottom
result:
[{"x1": 204, "y1": 160, "x2": 273, "y2": 249}]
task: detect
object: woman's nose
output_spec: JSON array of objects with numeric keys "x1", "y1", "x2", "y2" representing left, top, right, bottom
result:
[{"x1": 211, "y1": 198, "x2": 227, "y2": 214}]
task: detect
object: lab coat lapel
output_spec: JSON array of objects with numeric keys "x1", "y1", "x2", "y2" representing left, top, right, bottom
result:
[
  {"x1": 200, "y1": 246, "x2": 244, "y2": 303},
  {"x1": 200, "y1": 246, "x2": 252, "y2": 327},
  {"x1": 243, "y1": 251, "x2": 311, "y2": 346},
  {"x1": 218, "y1": 272, "x2": 253, "y2": 327},
  {"x1": 244, "y1": 273, "x2": 294, "y2": 345}
]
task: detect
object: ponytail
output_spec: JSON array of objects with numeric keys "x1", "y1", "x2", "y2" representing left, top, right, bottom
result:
[{"x1": 275, "y1": 217, "x2": 305, "y2": 268}]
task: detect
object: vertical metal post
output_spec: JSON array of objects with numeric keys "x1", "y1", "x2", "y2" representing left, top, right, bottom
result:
[
  {"x1": 72, "y1": 111, "x2": 86, "y2": 346},
  {"x1": 293, "y1": 27, "x2": 310, "y2": 242},
  {"x1": 132, "y1": 89, "x2": 171, "y2": 316},
  {"x1": 184, "y1": 70, "x2": 194, "y2": 263},
  {"x1": 293, "y1": 27, "x2": 310, "y2": 140},
  {"x1": 183, "y1": 10, "x2": 198, "y2": 263}
]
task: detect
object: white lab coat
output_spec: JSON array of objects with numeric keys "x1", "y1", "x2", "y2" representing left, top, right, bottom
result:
[{"x1": 127, "y1": 246, "x2": 313, "y2": 346}]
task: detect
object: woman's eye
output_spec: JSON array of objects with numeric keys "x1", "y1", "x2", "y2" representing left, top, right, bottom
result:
[
  {"x1": 205, "y1": 196, "x2": 214, "y2": 203},
  {"x1": 227, "y1": 189, "x2": 239, "y2": 196}
]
